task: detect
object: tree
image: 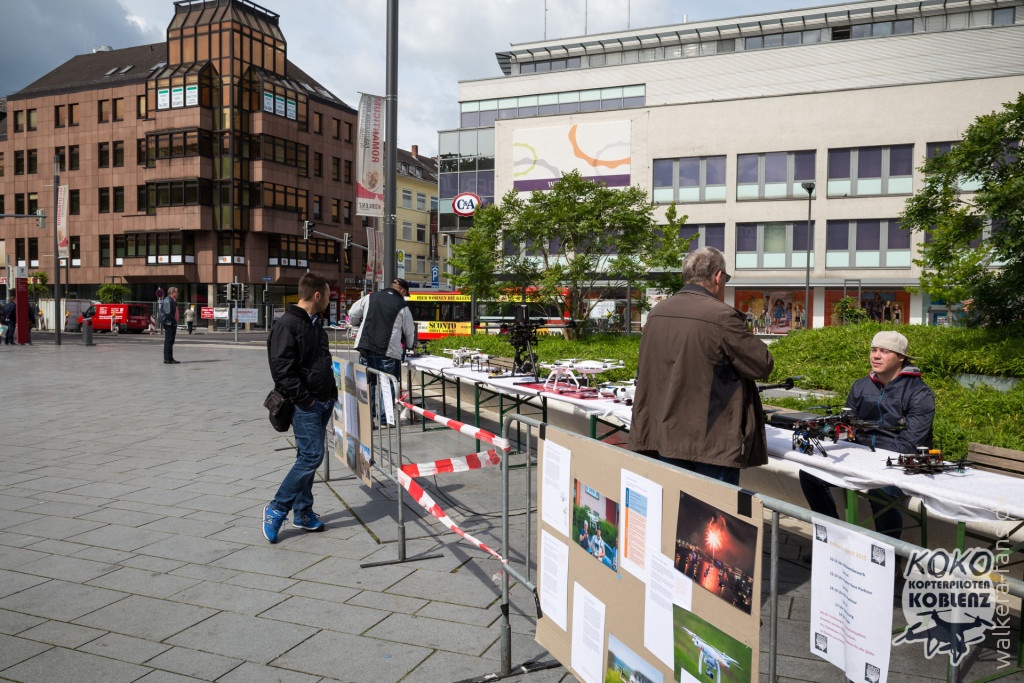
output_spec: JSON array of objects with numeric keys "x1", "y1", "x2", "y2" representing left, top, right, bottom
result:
[
  {"x1": 450, "y1": 171, "x2": 691, "y2": 338},
  {"x1": 28, "y1": 271, "x2": 49, "y2": 300},
  {"x1": 900, "y1": 92, "x2": 1024, "y2": 326},
  {"x1": 97, "y1": 283, "x2": 130, "y2": 303}
]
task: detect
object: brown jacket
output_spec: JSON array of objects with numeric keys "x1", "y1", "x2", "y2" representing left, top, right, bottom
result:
[{"x1": 628, "y1": 285, "x2": 774, "y2": 469}]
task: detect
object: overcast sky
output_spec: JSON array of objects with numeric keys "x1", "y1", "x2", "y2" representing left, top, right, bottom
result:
[{"x1": 1, "y1": 0, "x2": 832, "y2": 155}]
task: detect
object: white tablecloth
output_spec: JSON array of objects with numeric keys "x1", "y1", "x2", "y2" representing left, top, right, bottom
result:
[{"x1": 766, "y1": 426, "x2": 1024, "y2": 523}]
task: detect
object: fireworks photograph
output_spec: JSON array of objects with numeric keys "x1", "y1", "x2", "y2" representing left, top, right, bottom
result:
[{"x1": 674, "y1": 493, "x2": 758, "y2": 614}]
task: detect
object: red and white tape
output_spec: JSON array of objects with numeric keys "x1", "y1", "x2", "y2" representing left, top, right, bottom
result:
[
  {"x1": 399, "y1": 400, "x2": 511, "y2": 452},
  {"x1": 396, "y1": 469, "x2": 504, "y2": 562},
  {"x1": 400, "y1": 449, "x2": 504, "y2": 478}
]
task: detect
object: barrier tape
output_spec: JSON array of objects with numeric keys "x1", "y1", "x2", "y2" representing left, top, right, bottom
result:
[
  {"x1": 398, "y1": 399, "x2": 511, "y2": 452},
  {"x1": 396, "y1": 469, "x2": 504, "y2": 562},
  {"x1": 400, "y1": 449, "x2": 504, "y2": 478}
]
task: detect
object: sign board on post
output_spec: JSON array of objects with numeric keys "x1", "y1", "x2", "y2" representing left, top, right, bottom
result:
[
  {"x1": 396, "y1": 250, "x2": 406, "y2": 278},
  {"x1": 431, "y1": 265, "x2": 439, "y2": 288}
]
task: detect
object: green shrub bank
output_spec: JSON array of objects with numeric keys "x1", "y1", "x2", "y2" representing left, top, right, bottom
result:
[{"x1": 426, "y1": 323, "x2": 1024, "y2": 456}]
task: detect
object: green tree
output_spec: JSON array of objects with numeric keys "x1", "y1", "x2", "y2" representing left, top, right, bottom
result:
[
  {"x1": 900, "y1": 92, "x2": 1024, "y2": 326},
  {"x1": 28, "y1": 271, "x2": 49, "y2": 300},
  {"x1": 450, "y1": 171, "x2": 691, "y2": 338},
  {"x1": 97, "y1": 283, "x2": 130, "y2": 303}
]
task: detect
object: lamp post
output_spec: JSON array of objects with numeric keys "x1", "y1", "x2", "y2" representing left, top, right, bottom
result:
[{"x1": 801, "y1": 181, "x2": 815, "y2": 330}]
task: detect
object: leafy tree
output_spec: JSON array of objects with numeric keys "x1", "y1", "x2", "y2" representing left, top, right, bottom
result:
[
  {"x1": 450, "y1": 171, "x2": 691, "y2": 338},
  {"x1": 900, "y1": 92, "x2": 1024, "y2": 326},
  {"x1": 97, "y1": 283, "x2": 130, "y2": 303},
  {"x1": 830, "y1": 296, "x2": 868, "y2": 325},
  {"x1": 27, "y1": 271, "x2": 49, "y2": 300}
]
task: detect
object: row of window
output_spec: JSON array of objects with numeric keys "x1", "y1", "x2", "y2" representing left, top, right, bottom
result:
[
  {"x1": 400, "y1": 221, "x2": 429, "y2": 243},
  {"x1": 458, "y1": 85, "x2": 646, "y2": 127},
  {"x1": 400, "y1": 189, "x2": 432, "y2": 212}
]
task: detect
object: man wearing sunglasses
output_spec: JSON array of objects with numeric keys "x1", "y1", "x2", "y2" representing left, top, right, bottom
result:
[{"x1": 629, "y1": 247, "x2": 774, "y2": 486}]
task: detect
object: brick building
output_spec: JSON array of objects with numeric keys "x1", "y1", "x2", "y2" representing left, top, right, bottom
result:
[{"x1": 0, "y1": 0, "x2": 364, "y2": 315}]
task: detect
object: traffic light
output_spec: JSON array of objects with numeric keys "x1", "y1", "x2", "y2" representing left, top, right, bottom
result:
[
  {"x1": 262, "y1": 289, "x2": 269, "y2": 304},
  {"x1": 302, "y1": 220, "x2": 314, "y2": 240},
  {"x1": 36, "y1": 209, "x2": 45, "y2": 229},
  {"x1": 239, "y1": 284, "x2": 249, "y2": 301},
  {"x1": 341, "y1": 233, "x2": 350, "y2": 249},
  {"x1": 223, "y1": 283, "x2": 233, "y2": 301}
]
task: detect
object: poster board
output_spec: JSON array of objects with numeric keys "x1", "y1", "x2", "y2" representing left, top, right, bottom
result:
[
  {"x1": 536, "y1": 428, "x2": 762, "y2": 683},
  {"x1": 332, "y1": 357, "x2": 374, "y2": 487}
]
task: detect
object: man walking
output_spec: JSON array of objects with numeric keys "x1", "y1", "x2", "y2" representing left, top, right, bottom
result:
[
  {"x1": 628, "y1": 247, "x2": 774, "y2": 485},
  {"x1": 3, "y1": 295, "x2": 15, "y2": 346},
  {"x1": 263, "y1": 272, "x2": 338, "y2": 543},
  {"x1": 348, "y1": 278, "x2": 416, "y2": 425},
  {"x1": 160, "y1": 287, "x2": 180, "y2": 363}
]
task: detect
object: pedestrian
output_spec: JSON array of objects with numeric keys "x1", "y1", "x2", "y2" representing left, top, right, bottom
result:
[
  {"x1": 3, "y1": 295, "x2": 16, "y2": 346},
  {"x1": 799, "y1": 331, "x2": 934, "y2": 539},
  {"x1": 628, "y1": 247, "x2": 774, "y2": 486},
  {"x1": 160, "y1": 287, "x2": 180, "y2": 363},
  {"x1": 26, "y1": 304, "x2": 36, "y2": 344},
  {"x1": 348, "y1": 278, "x2": 417, "y2": 426},
  {"x1": 263, "y1": 271, "x2": 338, "y2": 543},
  {"x1": 185, "y1": 305, "x2": 196, "y2": 335}
]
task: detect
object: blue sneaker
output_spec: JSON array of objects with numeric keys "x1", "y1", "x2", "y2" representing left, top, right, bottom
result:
[
  {"x1": 262, "y1": 504, "x2": 287, "y2": 543},
  {"x1": 292, "y1": 510, "x2": 325, "y2": 532}
]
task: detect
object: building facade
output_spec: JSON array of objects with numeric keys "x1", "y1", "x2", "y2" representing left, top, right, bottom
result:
[
  {"x1": 393, "y1": 145, "x2": 442, "y2": 288},
  {"x1": 0, "y1": 0, "x2": 364, "y2": 316},
  {"x1": 439, "y1": 0, "x2": 1023, "y2": 327}
]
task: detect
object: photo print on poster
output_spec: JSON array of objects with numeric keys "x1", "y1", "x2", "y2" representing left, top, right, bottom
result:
[
  {"x1": 607, "y1": 633, "x2": 663, "y2": 683},
  {"x1": 674, "y1": 605, "x2": 752, "y2": 683},
  {"x1": 573, "y1": 478, "x2": 620, "y2": 573},
  {"x1": 674, "y1": 493, "x2": 758, "y2": 614}
]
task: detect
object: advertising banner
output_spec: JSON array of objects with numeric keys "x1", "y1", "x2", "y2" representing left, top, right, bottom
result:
[
  {"x1": 375, "y1": 230, "x2": 384, "y2": 281},
  {"x1": 157, "y1": 88, "x2": 170, "y2": 109},
  {"x1": 513, "y1": 121, "x2": 631, "y2": 192},
  {"x1": 365, "y1": 225, "x2": 376, "y2": 278},
  {"x1": 57, "y1": 185, "x2": 69, "y2": 260},
  {"x1": 185, "y1": 84, "x2": 198, "y2": 106},
  {"x1": 171, "y1": 86, "x2": 184, "y2": 108},
  {"x1": 356, "y1": 93, "x2": 385, "y2": 217},
  {"x1": 332, "y1": 358, "x2": 374, "y2": 487}
]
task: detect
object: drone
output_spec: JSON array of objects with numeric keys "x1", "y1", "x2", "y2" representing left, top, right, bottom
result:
[
  {"x1": 598, "y1": 379, "x2": 637, "y2": 405},
  {"x1": 681, "y1": 627, "x2": 742, "y2": 682},
  {"x1": 539, "y1": 359, "x2": 625, "y2": 393},
  {"x1": 886, "y1": 448, "x2": 970, "y2": 475},
  {"x1": 778, "y1": 407, "x2": 900, "y2": 457},
  {"x1": 893, "y1": 608, "x2": 994, "y2": 665},
  {"x1": 444, "y1": 347, "x2": 482, "y2": 368}
]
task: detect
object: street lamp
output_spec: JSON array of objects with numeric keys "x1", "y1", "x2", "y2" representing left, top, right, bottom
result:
[{"x1": 801, "y1": 181, "x2": 815, "y2": 330}]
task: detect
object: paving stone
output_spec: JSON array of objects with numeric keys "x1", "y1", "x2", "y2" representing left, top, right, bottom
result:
[
  {"x1": 129, "y1": 670, "x2": 206, "y2": 682},
  {"x1": 292, "y1": 554, "x2": 416, "y2": 592},
  {"x1": 224, "y1": 571, "x2": 298, "y2": 593},
  {"x1": 347, "y1": 590, "x2": 428, "y2": 615},
  {"x1": 1, "y1": 646, "x2": 150, "y2": 683},
  {"x1": 66, "y1": 523, "x2": 173, "y2": 551},
  {"x1": 137, "y1": 535, "x2": 244, "y2": 564},
  {"x1": 270, "y1": 629, "x2": 432, "y2": 682},
  {"x1": 166, "y1": 612, "x2": 319, "y2": 664},
  {"x1": 22, "y1": 500, "x2": 101, "y2": 519},
  {"x1": 169, "y1": 563, "x2": 240, "y2": 582},
  {"x1": 215, "y1": 661, "x2": 321, "y2": 683},
  {"x1": 17, "y1": 620, "x2": 106, "y2": 648},
  {"x1": 386, "y1": 566, "x2": 503, "y2": 608},
  {"x1": 282, "y1": 580, "x2": 361, "y2": 604},
  {"x1": 403, "y1": 649, "x2": 512, "y2": 683},
  {"x1": 73, "y1": 595, "x2": 217, "y2": 641},
  {"x1": 0, "y1": 580, "x2": 127, "y2": 621},
  {"x1": 415, "y1": 600, "x2": 497, "y2": 627},
  {"x1": 211, "y1": 545, "x2": 326, "y2": 578},
  {"x1": 259, "y1": 595, "x2": 389, "y2": 634},
  {"x1": 365, "y1": 612, "x2": 499, "y2": 656},
  {"x1": 0, "y1": 608, "x2": 47, "y2": 635},
  {"x1": 7, "y1": 515, "x2": 105, "y2": 541},
  {"x1": 79, "y1": 632, "x2": 172, "y2": 665},
  {"x1": 70, "y1": 545, "x2": 135, "y2": 564},
  {"x1": 0, "y1": 568, "x2": 50, "y2": 598},
  {"x1": 0, "y1": 633, "x2": 52, "y2": 669},
  {"x1": 16, "y1": 554, "x2": 119, "y2": 583},
  {"x1": 170, "y1": 580, "x2": 289, "y2": 615},
  {"x1": 86, "y1": 566, "x2": 202, "y2": 599},
  {"x1": 144, "y1": 645, "x2": 242, "y2": 680}
]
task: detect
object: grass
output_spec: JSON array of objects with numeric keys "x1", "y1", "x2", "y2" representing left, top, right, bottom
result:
[{"x1": 427, "y1": 324, "x2": 1024, "y2": 457}]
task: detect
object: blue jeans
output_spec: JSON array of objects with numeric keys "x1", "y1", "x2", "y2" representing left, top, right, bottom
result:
[
  {"x1": 799, "y1": 470, "x2": 904, "y2": 539},
  {"x1": 271, "y1": 400, "x2": 333, "y2": 515},
  {"x1": 644, "y1": 452, "x2": 741, "y2": 487},
  {"x1": 359, "y1": 354, "x2": 400, "y2": 424}
]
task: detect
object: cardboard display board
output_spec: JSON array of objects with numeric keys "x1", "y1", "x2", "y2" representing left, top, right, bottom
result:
[
  {"x1": 332, "y1": 357, "x2": 374, "y2": 487},
  {"x1": 536, "y1": 428, "x2": 763, "y2": 683}
]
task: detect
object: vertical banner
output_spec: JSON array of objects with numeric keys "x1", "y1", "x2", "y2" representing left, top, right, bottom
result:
[
  {"x1": 356, "y1": 93, "x2": 385, "y2": 217},
  {"x1": 375, "y1": 229, "x2": 385, "y2": 282},
  {"x1": 365, "y1": 225, "x2": 377, "y2": 279},
  {"x1": 56, "y1": 185, "x2": 69, "y2": 260}
]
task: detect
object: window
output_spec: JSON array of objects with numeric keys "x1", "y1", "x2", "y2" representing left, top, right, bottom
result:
[
  {"x1": 99, "y1": 142, "x2": 110, "y2": 168},
  {"x1": 827, "y1": 145, "x2": 913, "y2": 197},
  {"x1": 69, "y1": 236, "x2": 81, "y2": 267},
  {"x1": 69, "y1": 145, "x2": 80, "y2": 171},
  {"x1": 331, "y1": 199, "x2": 340, "y2": 223},
  {"x1": 332, "y1": 118, "x2": 341, "y2": 139},
  {"x1": 402, "y1": 221, "x2": 413, "y2": 240},
  {"x1": 69, "y1": 189, "x2": 80, "y2": 215},
  {"x1": 14, "y1": 151, "x2": 25, "y2": 175},
  {"x1": 112, "y1": 98, "x2": 124, "y2": 121},
  {"x1": 56, "y1": 147, "x2": 66, "y2": 172},
  {"x1": 344, "y1": 121, "x2": 353, "y2": 142},
  {"x1": 14, "y1": 110, "x2": 25, "y2": 133},
  {"x1": 735, "y1": 222, "x2": 815, "y2": 269},
  {"x1": 416, "y1": 224, "x2": 427, "y2": 242},
  {"x1": 312, "y1": 112, "x2": 322, "y2": 134},
  {"x1": 113, "y1": 186, "x2": 125, "y2": 213},
  {"x1": 343, "y1": 200, "x2": 352, "y2": 224},
  {"x1": 402, "y1": 189, "x2": 412, "y2": 208},
  {"x1": 416, "y1": 256, "x2": 426, "y2": 274},
  {"x1": 25, "y1": 109, "x2": 37, "y2": 131},
  {"x1": 100, "y1": 235, "x2": 110, "y2": 266},
  {"x1": 15, "y1": 194, "x2": 25, "y2": 215},
  {"x1": 99, "y1": 188, "x2": 111, "y2": 213},
  {"x1": 136, "y1": 94, "x2": 148, "y2": 119},
  {"x1": 68, "y1": 103, "x2": 79, "y2": 126},
  {"x1": 113, "y1": 141, "x2": 125, "y2": 167},
  {"x1": 926, "y1": 141, "x2": 982, "y2": 192},
  {"x1": 26, "y1": 192, "x2": 38, "y2": 216},
  {"x1": 55, "y1": 105, "x2": 66, "y2": 128},
  {"x1": 0, "y1": 195, "x2": 4, "y2": 215},
  {"x1": 736, "y1": 150, "x2": 815, "y2": 200},
  {"x1": 344, "y1": 160, "x2": 353, "y2": 184},
  {"x1": 0, "y1": 152, "x2": 3, "y2": 177},
  {"x1": 825, "y1": 219, "x2": 911, "y2": 268},
  {"x1": 331, "y1": 157, "x2": 340, "y2": 181},
  {"x1": 416, "y1": 192, "x2": 427, "y2": 211},
  {"x1": 652, "y1": 155, "x2": 726, "y2": 203},
  {"x1": 98, "y1": 99, "x2": 111, "y2": 123},
  {"x1": 313, "y1": 195, "x2": 322, "y2": 220},
  {"x1": 994, "y1": 7, "x2": 1015, "y2": 25},
  {"x1": 29, "y1": 237, "x2": 39, "y2": 267},
  {"x1": 313, "y1": 152, "x2": 322, "y2": 177},
  {"x1": 27, "y1": 150, "x2": 37, "y2": 174}
]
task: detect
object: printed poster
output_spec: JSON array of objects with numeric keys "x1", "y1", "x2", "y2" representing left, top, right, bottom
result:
[{"x1": 356, "y1": 93, "x2": 385, "y2": 217}]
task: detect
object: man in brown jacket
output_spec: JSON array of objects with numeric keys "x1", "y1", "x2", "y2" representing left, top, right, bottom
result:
[{"x1": 628, "y1": 247, "x2": 774, "y2": 485}]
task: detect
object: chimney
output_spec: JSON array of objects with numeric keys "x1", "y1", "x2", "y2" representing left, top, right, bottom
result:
[{"x1": 411, "y1": 145, "x2": 418, "y2": 157}]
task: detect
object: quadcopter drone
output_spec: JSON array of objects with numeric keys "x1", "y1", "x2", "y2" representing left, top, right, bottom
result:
[
  {"x1": 443, "y1": 347, "x2": 482, "y2": 368},
  {"x1": 886, "y1": 447, "x2": 970, "y2": 475},
  {"x1": 778, "y1": 406, "x2": 901, "y2": 457},
  {"x1": 539, "y1": 359, "x2": 625, "y2": 393},
  {"x1": 598, "y1": 379, "x2": 637, "y2": 405}
]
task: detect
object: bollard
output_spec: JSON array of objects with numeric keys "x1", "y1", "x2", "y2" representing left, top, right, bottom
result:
[{"x1": 82, "y1": 318, "x2": 94, "y2": 346}]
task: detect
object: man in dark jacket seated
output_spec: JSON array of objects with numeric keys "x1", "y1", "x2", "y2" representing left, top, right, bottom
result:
[{"x1": 799, "y1": 330, "x2": 935, "y2": 539}]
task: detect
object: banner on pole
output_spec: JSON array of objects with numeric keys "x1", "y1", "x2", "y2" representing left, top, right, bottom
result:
[
  {"x1": 365, "y1": 225, "x2": 377, "y2": 278},
  {"x1": 356, "y1": 93, "x2": 385, "y2": 217},
  {"x1": 57, "y1": 185, "x2": 69, "y2": 260}
]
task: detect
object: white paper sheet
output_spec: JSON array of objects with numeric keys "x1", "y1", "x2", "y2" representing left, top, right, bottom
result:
[
  {"x1": 540, "y1": 530, "x2": 569, "y2": 631},
  {"x1": 619, "y1": 469, "x2": 663, "y2": 581},
  {"x1": 645, "y1": 552, "x2": 682, "y2": 668},
  {"x1": 809, "y1": 517, "x2": 895, "y2": 683},
  {"x1": 571, "y1": 582, "x2": 606, "y2": 683},
  {"x1": 380, "y1": 377, "x2": 395, "y2": 426},
  {"x1": 541, "y1": 439, "x2": 571, "y2": 535}
]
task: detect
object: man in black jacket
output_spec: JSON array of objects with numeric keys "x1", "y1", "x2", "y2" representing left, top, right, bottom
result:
[{"x1": 263, "y1": 272, "x2": 339, "y2": 543}]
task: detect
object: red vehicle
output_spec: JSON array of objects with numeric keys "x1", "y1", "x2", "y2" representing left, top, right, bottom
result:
[{"x1": 78, "y1": 303, "x2": 151, "y2": 333}]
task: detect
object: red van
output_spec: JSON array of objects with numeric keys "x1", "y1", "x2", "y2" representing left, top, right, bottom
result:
[{"x1": 78, "y1": 303, "x2": 151, "y2": 333}]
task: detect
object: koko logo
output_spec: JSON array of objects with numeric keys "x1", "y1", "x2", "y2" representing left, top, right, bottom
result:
[{"x1": 892, "y1": 548, "x2": 997, "y2": 665}]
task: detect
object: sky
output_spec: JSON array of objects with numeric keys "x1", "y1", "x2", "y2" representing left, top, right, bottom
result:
[{"x1": 1, "y1": 0, "x2": 834, "y2": 156}]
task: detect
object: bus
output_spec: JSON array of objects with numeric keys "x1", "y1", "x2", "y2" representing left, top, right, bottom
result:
[{"x1": 405, "y1": 289, "x2": 569, "y2": 340}]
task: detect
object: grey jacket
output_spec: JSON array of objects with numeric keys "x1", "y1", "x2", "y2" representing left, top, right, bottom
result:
[{"x1": 348, "y1": 288, "x2": 416, "y2": 360}]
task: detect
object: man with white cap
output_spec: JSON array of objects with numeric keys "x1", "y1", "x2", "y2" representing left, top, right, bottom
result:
[{"x1": 799, "y1": 330, "x2": 935, "y2": 539}]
